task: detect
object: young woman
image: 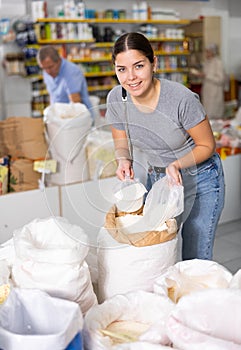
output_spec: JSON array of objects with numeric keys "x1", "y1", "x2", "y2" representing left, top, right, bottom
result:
[{"x1": 105, "y1": 32, "x2": 225, "y2": 261}]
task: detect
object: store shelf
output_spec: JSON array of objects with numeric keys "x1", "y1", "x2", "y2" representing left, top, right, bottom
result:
[
  {"x1": 36, "y1": 18, "x2": 191, "y2": 25},
  {"x1": 32, "y1": 89, "x2": 48, "y2": 97},
  {"x1": 155, "y1": 50, "x2": 190, "y2": 55},
  {"x1": 71, "y1": 56, "x2": 112, "y2": 63},
  {"x1": 38, "y1": 39, "x2": 95, "y2": 44},
  {"x1": 184, "y1": 16, "x2": 222, "y2": 85},
  {"x1": 157, "y1": 68, "x2": 189, "y2": 73},
  {"x1": 28, "y1": 17, "x2": 193, "y2": 116},
  {"x1": 85, "y1": 71, "x2": 115, "y2": 77},
  {"x1": 88, "y1": 84, "x2": 117, "y2": 92}
]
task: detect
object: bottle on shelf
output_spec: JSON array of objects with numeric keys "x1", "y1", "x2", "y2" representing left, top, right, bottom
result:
[
  {"x1": 77, "y1": 1, "x2": 85, "y2": 19},
  {"x1": 132, "y1": 3, "x2": 139, "y2": 20},
  {"x1": 139, "y1": 1, "x2": 148, "y2": 21}
]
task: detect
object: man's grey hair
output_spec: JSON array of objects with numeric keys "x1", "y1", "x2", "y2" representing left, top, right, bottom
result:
[{"x1": 36, "y1": 45, "x2": 61, "y2": 64}]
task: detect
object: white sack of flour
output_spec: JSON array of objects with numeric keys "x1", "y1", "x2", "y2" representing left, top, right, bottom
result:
[
  {"x1": 12, "y1": 216, "x2": 97, "y2": 315},
  {"x1": 97, "y1": 228, "x2": 177, "y2": 302},
  {"x1": 166, "y1": 288, "x2": 241, "y2": 350},
  {"x1": 83, "y1": 290, "x2": 175, "y2": 350}
]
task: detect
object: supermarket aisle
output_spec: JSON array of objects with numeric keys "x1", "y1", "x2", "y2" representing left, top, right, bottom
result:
[{"x1": 213, "y1": 219, "x2": 241, "y2": 274}]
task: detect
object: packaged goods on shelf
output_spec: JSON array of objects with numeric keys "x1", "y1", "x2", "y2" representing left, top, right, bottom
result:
[
  {"x1": 0, "y1": 157, "x2": 10, "y2": 195},
  {"x1": 3, "y1": 53, "x2": 26, "y2": 76},
  {"x1": 151, "y1": 8, "x2": 180, "y2": 20},
  {"x1": 0, "y1": 165, "x2": 8, "y2": 195}
]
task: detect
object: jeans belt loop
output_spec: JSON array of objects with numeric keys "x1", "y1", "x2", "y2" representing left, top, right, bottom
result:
[
  {"x1": 148, "y1": 162, "x2": 166, "y2": 174},
  {"x1": 153, "y1": 166, "x2": 166, "y2": 174}
]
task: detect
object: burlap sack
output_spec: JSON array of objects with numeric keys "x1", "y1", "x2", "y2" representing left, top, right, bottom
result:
[
  {"x1": 10, "y1": 159, "x2": 41, "y2": 192},
  {"x1": 104, "y1": 205, "x2": 177, "y2": 247}
]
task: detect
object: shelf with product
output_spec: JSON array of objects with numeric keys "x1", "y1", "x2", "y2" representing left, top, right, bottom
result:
[
  {"x1": 184, "y1": 16, "x2": 222, "y2": 96},
  {"x1": 30, "y1": 76, "x2": 50, "y2": 117},
  {"x1": 26, "y1": 17, "x2": 191, "y2": 115}
]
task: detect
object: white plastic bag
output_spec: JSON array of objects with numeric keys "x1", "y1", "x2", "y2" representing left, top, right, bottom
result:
[
  {"x1": 97, "y1": 228, "x2": 177, "y2": 302},
  {"x1": 44, "y1": 102, "x2": 92, "y2": 128},
  {"x1": 44, "y1": 103, "x2": 92, "y2": 184},
  {"x1": 86, "y1": 129, "x2": 117, "y2": 180},
  {"x1": 143, "y1": 176, "x2": 184, "y2": 230},
  {"x1": 0, "y1": 239, "x2": 15, "y2": 268},
  {"x1": 0, "y1": 260, "x2": 10, "y2": 286},
  {"x1": 11, "y1": 217, "x2": 97, "y2": 315},
  {"x1": 153, "y1": 259, "x2": 233, "y2": 303},
  {"x1": 229, "y1": 269, "x2": 241, "y2": 289},
  {"x1": 44, "y1": 103, "x2": 92, "y2": 169},
  {"x1": 111, "y1": 176, "x2": 183, "y2": 234},
  {"x1": 0, "y1": 288, "x2": 83, "y2": 350},
  {"x1": 166, "y1": 288, "x2": 241, "y2": 349},
  {"x1": 83, "y1": 290, "x2": 175, "y2": 350}
]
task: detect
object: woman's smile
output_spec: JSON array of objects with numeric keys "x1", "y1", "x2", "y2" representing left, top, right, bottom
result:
[{"x1": 115, "y1": 50, "x2": 155, "y2": 97}]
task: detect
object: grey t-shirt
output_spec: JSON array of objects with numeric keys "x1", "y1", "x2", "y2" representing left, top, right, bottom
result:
[{"x1": 106, "y1": 79, "x2": 206, "y2": 167}]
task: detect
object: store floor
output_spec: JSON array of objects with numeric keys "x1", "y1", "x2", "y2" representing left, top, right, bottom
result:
[
  {"x1": 177, "y1": 218, "x2": 241, "y2": 274},
  {"x1": 213, "y1": 218, "x2": 241, "y2": 274}
]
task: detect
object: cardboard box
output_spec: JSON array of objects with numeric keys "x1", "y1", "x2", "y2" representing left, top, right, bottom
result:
[{"x1": 0, "y1": 117, "x2": 49, "y2": 160}]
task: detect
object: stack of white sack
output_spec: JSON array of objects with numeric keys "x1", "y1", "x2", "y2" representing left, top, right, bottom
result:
[
  {"x1": 97, "y1": 176, "x2": 184, "y2": 302},
  {"x1": 85, "y1": 129, "x2": 117, "y2": 180},
  {"x1": 44, "y1": 102, "x2": 92, "y2": 185},
  {"x1": 83, "y1": 290, "x2": 176, "y2": 350},
  {"x1": 153, "y1": 259, "x2": 233, "y2": 303},
  {"x1": 166, "y1": 288, "x2": 241, "y2": 349},
  {"x1": 11, "y1": 216, "x2": 97, "y2": 315}
]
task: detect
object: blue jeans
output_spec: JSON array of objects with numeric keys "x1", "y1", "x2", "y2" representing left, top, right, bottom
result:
[{"x1": 146, "y1": 153, "x2": 225, "y2": 260}]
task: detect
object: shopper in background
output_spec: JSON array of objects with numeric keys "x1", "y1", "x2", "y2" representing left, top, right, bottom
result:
[
  {"x1": 196, "y1": 43, "x2": 226, "y2": 119},
  {"x1": 37, "y1": 45, "x2": 92, "y2": 111},
  {"x1": 106, "y1": 32, "x2": 225, "y2": 261}
]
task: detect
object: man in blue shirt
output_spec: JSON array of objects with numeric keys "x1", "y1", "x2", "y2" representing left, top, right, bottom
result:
[{"x1": 37, "y1": 46, "x2": 92, "y2": 112}]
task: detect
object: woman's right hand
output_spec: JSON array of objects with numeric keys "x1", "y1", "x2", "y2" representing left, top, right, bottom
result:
[
  {"x1": 166, "y1": 163, "x2": 183, "y2": 185},
  {"x1": 116, "y1": 159, "x2": 134, "y2": 180}
]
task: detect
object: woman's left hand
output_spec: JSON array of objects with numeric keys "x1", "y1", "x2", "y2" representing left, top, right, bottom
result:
[{"x1": 166, "y1": 163, "x2": 183, "y2": 185}]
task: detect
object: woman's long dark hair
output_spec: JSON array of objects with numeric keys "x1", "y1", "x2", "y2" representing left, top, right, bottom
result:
[{"x1": 112, "y1": 32, "x2": 155, "y2": 64}]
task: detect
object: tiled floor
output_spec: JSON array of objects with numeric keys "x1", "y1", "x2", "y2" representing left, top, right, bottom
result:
[
  {"x1": 213, "y1": 218, "x2": 241, "y2": 274},
  {"x1": 177, "y1": 218, "x2": 241, "y2": 274}
]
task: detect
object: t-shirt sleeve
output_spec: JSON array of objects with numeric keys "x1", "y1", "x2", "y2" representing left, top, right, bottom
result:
[
  {"x1": 64, "y1": 68, "x2": 83, "y2": 94},
  {"x1": 179, "y1": 91, "x2": 206, "y2": 130},
  {"x1": 106, "y1": 87, "x2": 125, "y2": 130}
]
